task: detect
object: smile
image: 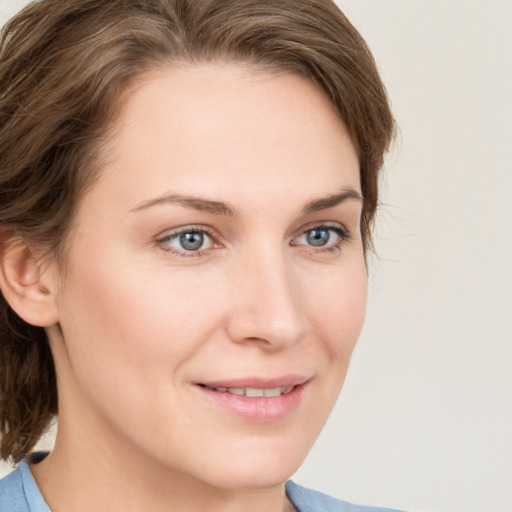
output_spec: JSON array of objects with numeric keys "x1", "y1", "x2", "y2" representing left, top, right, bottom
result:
[
  {"x1": 201, "y1": 385, "x2": 295, "y2": 397},
  {"x1": 195, "y1": 377, "x2": 309, "y2": 421}
]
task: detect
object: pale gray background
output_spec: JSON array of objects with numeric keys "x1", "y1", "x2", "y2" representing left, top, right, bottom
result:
[{"x1": 0, "y1": 1, "x2": 511, "y2": 511}]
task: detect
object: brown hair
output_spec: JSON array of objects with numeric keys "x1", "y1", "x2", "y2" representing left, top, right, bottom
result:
[{"x1": 0, "y1": 0, "x2": 395, "y2": 463}]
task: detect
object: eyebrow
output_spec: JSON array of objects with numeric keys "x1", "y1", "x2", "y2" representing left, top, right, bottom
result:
[
  {"x1": 301, "y1": 188, "x2": 363, "y2": 214},
  {"x1": 131, "y1": 187, "x2": 362, "y2": 216},
  {"x1": 131, "y1": 194, "x2": 238, "y2": 216}
]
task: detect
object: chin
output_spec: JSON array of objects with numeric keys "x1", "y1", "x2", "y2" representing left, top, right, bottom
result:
[
  {"x1": 188, "y1": 436, "x2": 312, "y2": 491},
  {"x1": 202, "y1": 464, "x2": 297, "y2": 491}
]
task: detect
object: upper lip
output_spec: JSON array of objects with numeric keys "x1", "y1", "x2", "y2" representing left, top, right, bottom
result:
[{"x1": 196, "y1": 375, "x2": 310, "y2": 389}]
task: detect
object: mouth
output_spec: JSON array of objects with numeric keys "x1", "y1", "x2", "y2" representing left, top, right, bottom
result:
[
  {"x1": 198, "y1": 384, "x2": 295, "y2": 397},
  {"x1": 194, "y1": 376, "x2": 309, "y2": 421}
]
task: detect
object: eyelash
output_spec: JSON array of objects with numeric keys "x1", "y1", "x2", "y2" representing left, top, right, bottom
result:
[
  {"x1": 292, "y1": 224, "x2": 352, "y2": 254},
  {"x1": 157, "y1": 225, "x2": 217, "y2": 258},
  {"x1": 156, "y1": 223, "x2": 352, "y2": 258}
]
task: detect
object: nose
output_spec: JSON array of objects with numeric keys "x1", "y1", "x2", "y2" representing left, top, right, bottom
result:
[{"x1": 224, "y1": 245, "x2": 308, "y2": 350}]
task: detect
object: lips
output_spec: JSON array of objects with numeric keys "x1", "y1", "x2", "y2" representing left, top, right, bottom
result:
[{"x1": 195, "y1": 376, "x2": 309, "y2": 421}]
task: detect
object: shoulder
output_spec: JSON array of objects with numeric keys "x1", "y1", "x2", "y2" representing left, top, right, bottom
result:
[
  {"x1": 0, "y1": 455, "x2": 50, "y2": 512},
  {"x1": 0, "y1": 465, "x2": 30, "y2": 512},
  {"x1": 285, "y1": 481, "x2": 406, "y2": 512}
]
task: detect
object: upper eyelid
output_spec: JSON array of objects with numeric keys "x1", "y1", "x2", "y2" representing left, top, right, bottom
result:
[
  {"x1": 293, "y1": 225, "x2": 351, "y2": 246},
  {"x1": 293, "y1": 221, "x2": 350, "y2": 238},
  {"x1": 157, "y1": 224, "x2": 217, "y2": 240}
]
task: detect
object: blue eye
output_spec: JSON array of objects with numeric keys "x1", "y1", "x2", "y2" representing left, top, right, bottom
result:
[
  {"x1": 161, "y1": 230, "x2": 213, "y2": 252},
  {"x1": 296, "y1": 226, "x2": 349, "y2": 249},
  {"x1": 305, "y1": 228, "x2": 332, "y2": 246}
]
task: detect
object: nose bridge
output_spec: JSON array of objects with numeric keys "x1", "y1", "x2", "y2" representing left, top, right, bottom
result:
[{"x1": 226, "y1": 241, "x2": 306, "y2": 348}]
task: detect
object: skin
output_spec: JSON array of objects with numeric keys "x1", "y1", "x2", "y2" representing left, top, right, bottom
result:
[{"x1": 24, "y1": 63, "x2": 367, "y2": 512}]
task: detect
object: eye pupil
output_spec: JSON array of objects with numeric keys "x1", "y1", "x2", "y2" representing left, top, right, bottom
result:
[
  {"x1": 180, "y1": 232, "x2": 204, "y2": 251},
  {"x1": 306, "y1": 229, "x2": 330, "y2": 246}
]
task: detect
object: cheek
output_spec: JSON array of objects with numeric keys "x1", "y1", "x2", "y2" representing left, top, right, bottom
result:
[
  {"x1": 304, "y1": 261, "x2": 367, "y2": 360},
  {"x1": 57, "y1": 254, "x2": 229, "y2": 381},
  {"x1": 53, "y1": 259, "x2": 226, "y2": 447}
]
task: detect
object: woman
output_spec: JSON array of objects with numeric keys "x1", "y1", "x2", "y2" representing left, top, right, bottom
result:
[{"x1": 0, "y1": 0, "x2": 398, "y2": 510}]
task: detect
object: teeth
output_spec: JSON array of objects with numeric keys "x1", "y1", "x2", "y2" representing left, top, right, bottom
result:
[
  {"x1": 245, "y1": 388, "x2": 265, "y2": 397},
  {"x1": 227, "y1": 388, "x2": 245, "y2": 395},
  {"x1": 208, "y1": 385, "x2": 295, "y2": 397}
]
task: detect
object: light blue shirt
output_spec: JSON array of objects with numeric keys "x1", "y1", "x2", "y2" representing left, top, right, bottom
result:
[
  {"x1": 0, "y1": 454, "x2": 405, "y2": 512},
  {"x1": 0, "y1": 455, "x2": 50, "y2": 512}
]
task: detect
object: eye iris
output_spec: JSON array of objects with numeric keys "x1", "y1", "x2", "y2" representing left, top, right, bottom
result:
[
  {"x1": 306, "y1": 229, "x2": 330, "y2": 246},
  {"x1": 180, "y1": 232, "x2": 204, "y2": 251}
]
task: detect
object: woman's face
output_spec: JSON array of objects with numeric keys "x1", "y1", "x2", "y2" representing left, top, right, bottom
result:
[{"x1": 47, "y1": 63, "x2": 367, "y2": 489}]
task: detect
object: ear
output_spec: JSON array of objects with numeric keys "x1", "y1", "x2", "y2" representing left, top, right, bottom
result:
[{"x1": 0, "y1": 234, "x2": 59, "y2": 327}]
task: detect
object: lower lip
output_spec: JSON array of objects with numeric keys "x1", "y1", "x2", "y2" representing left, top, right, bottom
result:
[{"x1": 195, "y1": 383, "x2": 306, "y2": 422}]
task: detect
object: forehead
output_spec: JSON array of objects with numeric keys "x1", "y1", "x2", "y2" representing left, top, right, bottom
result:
[{"x1": 87, "y1": 63, "x2": 360, "y2": 213}]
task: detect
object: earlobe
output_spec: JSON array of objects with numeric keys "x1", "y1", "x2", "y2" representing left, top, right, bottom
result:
[{"x1": 0, "y1": 235, "x2": 59, "y2": 327}]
